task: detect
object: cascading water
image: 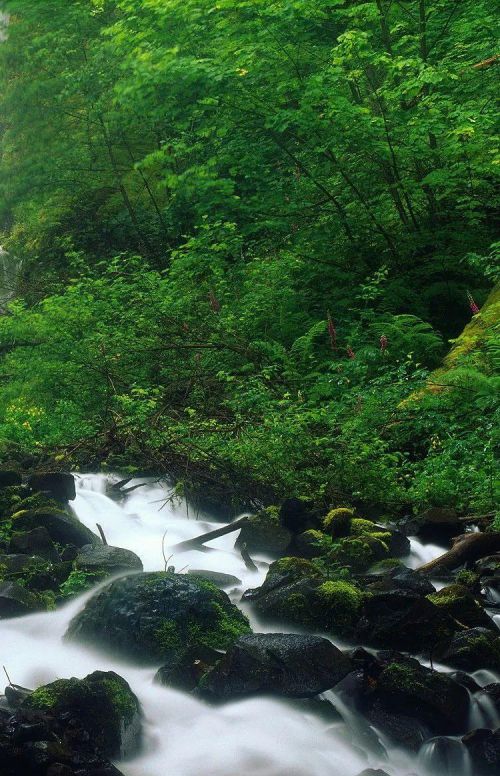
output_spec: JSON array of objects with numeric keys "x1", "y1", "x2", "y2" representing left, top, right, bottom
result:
[{"x1": 0, "y1": 474, "x2": 497, "y2": 776}]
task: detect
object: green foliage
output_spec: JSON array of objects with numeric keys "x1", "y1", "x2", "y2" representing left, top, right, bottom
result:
[
  {"x1": 0, "y1": 0, "x2": 497, "y2": 521},
  {"x1": 59, "y1": 569, "x2": 105, "y2": 599}
]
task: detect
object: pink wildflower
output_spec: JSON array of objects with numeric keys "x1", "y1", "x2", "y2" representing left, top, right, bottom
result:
[
  {"x1": 327, "y1": 311, "x2": 337, "y2": 350},
  {"x1": 467, "y1": 292, "x2": 479, "y2": 315}
]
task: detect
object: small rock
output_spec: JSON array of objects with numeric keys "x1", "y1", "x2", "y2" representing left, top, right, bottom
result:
[
  {"x1": 14, "y1": 508, "x2": 99, "y2": 548},
  {"x1": 75, "y1": 544, "x2": 143, "y2": 576},
  {"x1": 155, "y1": 644, "x2": 221, "y2": 691},
  {"x1": 199, "y1": 633, "x2": 352, "y2": 700},
  {"x1": 10, "y1": 527, "x2": 60, "y2": 562},
  {"x1": 27, "y1": 472, "x2": 76, "y2": 502},
  {"x1": 188, "y1": 569, "x2": 242, "y2": 588},
  {"x1": 392, "y1": 568, "x2": 435, "y2": 596}
]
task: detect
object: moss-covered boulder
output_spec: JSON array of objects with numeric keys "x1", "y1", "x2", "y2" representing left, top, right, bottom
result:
[
  {"x1": 356, "y1": 590, "x2": 459, "y2": 652},
  {"x1": 75, "y1": 544, "x2": 143, "y2": 576},
  {"x1": 12, "y1": 507, "x2": 99, "y2": 548},
  {"x1": 66, "y1": 572, "x2": 251, "y2": 665},
  {"x1": 293, "y1": 529, "x2": 326, "y2": 559},
  {"x1": 199, "y1": 633, "x2": 352, "y2": 700},
  {"x1": 438, "y1": 627, "x2": 500, "y2": 672},
  {"x1": 235, "y1": 506, "x2": 292, "y2": 555},
  {"x1": 428, "y1": 583, "x2": 495, "y2": 630},
  {"x1": 252, "y1": 575, "x2": 365, "y2": 636},
  {"x1": 323, "y1": 508, "x2": 354, "y2": 538},
  {"x1": 371, "y1": 656, "x2": 469, "y2": 734},
  {"x1": 23, "y1": 670, "x2": 141, "y2": 758}
]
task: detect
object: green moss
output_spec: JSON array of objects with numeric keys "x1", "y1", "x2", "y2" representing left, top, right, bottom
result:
[
  {"x1": 370, "y1": 558, "x2": 404, "y2": 572},
  {"x1": 24, "y1": 679, "x2": 75, "y2": 710},
  {"x1": 13, "y1": 493, "x2": 60, "y2": 514},
  {"x1": 329, "y1": 537, "x2": 376, "y2": 572},
  {"x1": 382, "y1": 662, "x2": 416, "y2": 692},
  {"x1": 323, "y1": 508, "x2": 354, "y2": 538},
  {"x1": 316, "y1": 580, "x2": 364, "y2": 627},
  {"x1": 155, "y1": 620, "x2": 183, "y2": 653},
  {"x1": 271, "y1": 556, "x2": 318, "y2": 578},
  {"x1": 196, "y1": 601, "x2": 251, "y2": 650},
  {"x1": 350, "y1": 518, "x2": 377, "y2": 535},
  {"x1": 101, "y1": 677, "x2": 138, "y2": 724},
  {"x1": 59, "y1": 568, "x2": 106, "y2": 598},
  {"x1": 0, "y1": 486, "x2": 25, "y2": 518}
]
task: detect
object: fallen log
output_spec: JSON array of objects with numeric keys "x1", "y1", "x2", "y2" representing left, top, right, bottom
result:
[
  {"x1": 170, "y1": 516, "x2": 249, "y2": 554},
  {"x1": 417, "y1": 531, "x2": 500, "y2": 574}
]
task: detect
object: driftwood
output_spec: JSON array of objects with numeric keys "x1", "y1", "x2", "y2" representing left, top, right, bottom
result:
[
  {"x1": 96, "y1": 524, "x2": 108, "y2": 545},
  {"x1": 417, "y1": 531, "x2": 500, "y2": 574},
  {"x1": 240, "y1": 542, "x2": 258, "y2": 571},
  {"x1": 170, "y1": 517, "x2": 249, "y2": 554}
]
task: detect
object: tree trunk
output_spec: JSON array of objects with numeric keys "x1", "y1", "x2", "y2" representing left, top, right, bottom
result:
[
  {"x1": 170, "y1": 517, "x2": 249, "y2": 554},
  {"x1": 417, "y1": 532, "x2": 500, "y2": 574}
]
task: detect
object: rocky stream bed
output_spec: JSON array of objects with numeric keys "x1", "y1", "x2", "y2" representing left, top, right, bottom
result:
[{"x1": 0, "y1": 472, "x2": 498, "y2": 776}]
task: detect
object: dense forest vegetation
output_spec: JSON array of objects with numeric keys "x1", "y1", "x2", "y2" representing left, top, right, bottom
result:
[{"x1": 0, "y1": 0, "x2": 498, "y2": 519}]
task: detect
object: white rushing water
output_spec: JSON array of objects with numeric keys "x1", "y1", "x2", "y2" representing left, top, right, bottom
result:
[{"x1": 0, "y1": 474, "x2": 495, "y2": 776}]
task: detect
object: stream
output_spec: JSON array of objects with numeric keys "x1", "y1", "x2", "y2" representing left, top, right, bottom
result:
[{"x1": 0, "y1": 474, "x2": 498, "y2": 776}]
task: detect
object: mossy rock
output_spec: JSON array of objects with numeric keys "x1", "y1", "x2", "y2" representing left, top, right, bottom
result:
[
  {"x1": 294, "y1": 529, "x2": 327, "y2": 559},
  {"x1": 23, "y1": 670, "x2": 141, "y2": 758},
  {"x1": 428, "y1": 584, "x2": 494, "y2": 630},
  {"x1": 253, "y1": 576, "x2": 365, "y2": 636},
  {"x1": 438, "y1": 627, "x2": 500, "y2": 672},
  {"x1": 374, "y1": 656, "x2": 469, "y2": 734},
  {"x1": 12, "y1": 507, "x2": 100, "y2": 548},
  {"x1": 323, "y1": 508, "x2": 354, "y2": 538},
  {"x1": 235, "y1": 506, "x2": 292, "y2": 555},
  {"x1": 66, "y1": 572, "x2": 251, "y2": 665}
]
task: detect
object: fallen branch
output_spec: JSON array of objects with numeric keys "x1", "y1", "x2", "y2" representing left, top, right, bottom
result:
[
  {"x1": 170, "y1": 516, "x2": 249, "y2": 554},
  {"x1": 417, "y1": 531, "x2": 500, "y2": 574},
  {"x1": 96, "y1": 524, "x2": 108, "y2": 545},
  {"x1": 240, "y1": 542, "x2": 258, "y2": 571}
]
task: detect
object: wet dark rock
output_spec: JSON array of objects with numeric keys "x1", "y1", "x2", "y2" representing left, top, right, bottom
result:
[
  {"x1": 0, "y1": 553, "x2": 37, "y2": 574},
  {"x1": 75, "y1": 544, "x2": 143, "y2": 576},
  {"x1": 449, "y1": 670, "x2": 482, "y2": 693},
  {"x1": 413, "y1": 507, "x2": 461, "y2": 542},
  {"x1": 187, "y1": 569, "x2": 242, "y2": 588},
  {"x1": 155, "y1": 644, "x2": 222, "y2": 692},
  {"x1": 279, "y1": 498, "x2": 315, "y2": 534},
  {"x1": 66, "y1": 572, "x2": 251, "y2": 665},
  {"x1": 27, "y1": 472, "x2": 76, "y2": 502},
  {"x1": 356, "y1": 590, "x2": 458, "y2": 652},
  {"x1": 14, "y1": 507, "x2": 99, "y2": 548},
  {"x1": 462, "y1": 728, "x2": 500, "y2": 776},
  {"x1": 0, "y1": 706, "x2": 125, "y2": 776},
  {"x1": 293, "y1": 530, "x2": 325, "y2": 559},
  {"x1": 356, "y1": 770, "x2": 392, "y2": 776},
  {"x1": 22, "y1": 670, "x2": 141, "y2": 758},
  {"x1": 235, "y1": 507, "x2": 292, "y2": 555},
  {"x1": 0, "y1": 471, "x2": 22, "y2": 489},
  {"x1": 391, "y1": 568, "x2": 435, "y2": 595},
  {"x1": 0, "y1": 581, "x2": 41, "y2": 618},
  {"x1": 476, "y1": 684, "x2": 500, "y2": 720},
  {"x1": 199, "y1": 633, "x2": 352, "y2": 700},
  {"x1": 10, "y1": 527, "x2": 60, "y2": 562},
  {"x1": 438, "y1": 627, "x2": 500, "y2": 672}
]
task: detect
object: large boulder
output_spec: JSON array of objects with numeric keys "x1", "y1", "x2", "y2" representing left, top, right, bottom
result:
[
  {"x1": 22, "y1": 671, "x2": 140, "y2": 759},
  {"x1": 438, "y1": 627, "x2": 500, "y2": 672},
  {"x1": 13, "y1": 508, "x2": 99, "y2": 548},
  {"x1": 75, "y1": 544, "x2": 143, "y2": 576},
  {"x1": 356, "y1": 590, "x2": 458, "y2": 652},
  {"x1": 235, "y1": 506, "x2": 292, "y2": 555},
  {"x1": 66, "y1": 572, "x2": 251, "y2": 665},
  {"x1": 154, "y1": 644, "x2": 222, "y2": 692},
  {"x1": 0, "y1": 582, "x2": 41, "y2": 618},
  {"x1": 27, "y1": 472, "x2": 76, "y2": 502},
  {"x1": 199, "y1": 633, "x2": 352, "y2": 700},
  {"x1": 462, "y1": 728, "x2": 500, "y2": 776}
]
